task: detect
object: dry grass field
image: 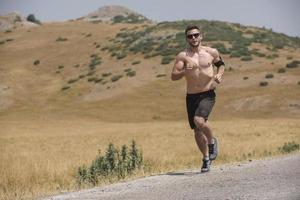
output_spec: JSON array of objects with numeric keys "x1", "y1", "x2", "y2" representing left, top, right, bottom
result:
[{"x1": 1, "y1": 19, "x2": 300, "y2": 200}]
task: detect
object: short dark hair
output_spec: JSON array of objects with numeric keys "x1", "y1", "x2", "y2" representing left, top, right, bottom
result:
[{"x1": 185, "y1": 25, "x2": 201, "y2": 35}]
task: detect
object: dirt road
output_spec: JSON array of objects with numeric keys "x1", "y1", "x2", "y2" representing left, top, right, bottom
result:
[{"x1": 42, "y1": 154, "x2": 300, "y2": 200}]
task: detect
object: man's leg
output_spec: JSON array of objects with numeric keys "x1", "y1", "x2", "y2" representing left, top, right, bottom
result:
[
  {"x1": 194, "y1": 127, "x2": 208, "y2": 157},
  {"x1": 194, "y1": 116, "x2": 214, "y2": 144},
  {"x1": 194, "y1": 127, "x2": 211, "y2": 172},
  {"x1": 194, "y1": 116, "x2": 218, "y2": 161}
]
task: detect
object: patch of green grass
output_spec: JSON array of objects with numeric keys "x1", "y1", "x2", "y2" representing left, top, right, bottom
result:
[
  {"x1": 265, "y1": 73, "x2": 274, "y2": 79},
  {"x1": 33, "y1": 60, "x2": 40, "y2": 65},
  {"x1": 132, "y1": 61, "x2": 141, "y2": 65},
  {"x1": 56, "y1": 37, "x2": 68, "y2": 42},
  {"x1": 278, "y1": 141, "x2": 299, "y2": 153},
  {"x1": 77, "y1": 140, "x2": 143, "y2": 186},
  {"x1": 111, "y1": 75, "x2": 123, "y2": 82},
  {"x1": 259, "y1": 81, "x2": 268, "y2": 87},
  {"x1": 126, "y1": 71, "x2": 136, "y2": 77}
]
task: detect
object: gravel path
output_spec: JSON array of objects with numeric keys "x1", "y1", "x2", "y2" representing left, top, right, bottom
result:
[{"x1": 42, "y1": 154, "x2": 300, "y2": 200}]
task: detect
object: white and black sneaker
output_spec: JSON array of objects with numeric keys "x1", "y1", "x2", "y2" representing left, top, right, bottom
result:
[
  {"x1": 208, "y1": 137, "x2": 218, "y2": 161},
  {"x1": 201, "y1": 157, "x2": 211, "y2": 173}
]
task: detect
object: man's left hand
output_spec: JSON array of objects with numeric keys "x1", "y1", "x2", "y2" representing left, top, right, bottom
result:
[{"x1": 214, "y1": 74, "x2": 222, "y2": 84}]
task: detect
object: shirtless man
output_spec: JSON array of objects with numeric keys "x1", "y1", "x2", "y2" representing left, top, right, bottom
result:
[{"x1": 171, "y1": 25, "x2": 225, "y2": 172}]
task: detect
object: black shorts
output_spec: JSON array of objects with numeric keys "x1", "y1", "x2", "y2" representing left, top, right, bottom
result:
[{"x1": 186, "y1": 90, "x2": 216, "y2": 129}]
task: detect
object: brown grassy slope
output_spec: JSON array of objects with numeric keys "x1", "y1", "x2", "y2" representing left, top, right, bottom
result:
[{"x1": 0, "y1": 21, "x2": 300, "y2": 122}]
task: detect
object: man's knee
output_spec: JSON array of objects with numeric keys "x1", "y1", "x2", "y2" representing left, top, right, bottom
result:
[{"x1": 194, "y1": 116, "x2": 206, "y2": 128}]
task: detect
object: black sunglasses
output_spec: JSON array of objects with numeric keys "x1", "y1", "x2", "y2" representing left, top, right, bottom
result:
[{"x1": 187, "y1": 33, "x2": 200, "y2": 39}]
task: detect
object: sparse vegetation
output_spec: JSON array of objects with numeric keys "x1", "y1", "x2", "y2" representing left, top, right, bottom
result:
[
  {"x1": 132, "y1": 61, "x2": 141, "y2": 65},
  {"x1": 68, "y1": 78, "x2": 79, "y2": 84},
  {"x1": 58, "y1": 65, "x2": 64, "y2": 69},
  {"x1": 56, "y1": 37, "x2": 68, "y2": 42},
  {"x1": 277, "y1": 68, "x2": 286, "y2": 73},
  {"x1": 33, "y1": 60, "x2": 40, "y2": 65},
  {"x1": 156, "y1": 74, "x2": 167, "y2": 78},
  {"x1": 26, "y1": 14, "x2": 42, "y2": 25},
  {"x1": 243, "y1": 77, "x2": 249, "y2": 80},
  {"x1": 278, "y1": 141, "x2": 299, "y2": 153},
  {"x1": 286, "y1": 60, "x2": 300, "y2": 69},
  {"x1": 61, "y1": 86, "x2": 70, "y2": 91},
  {"x1": 259, "y1": 81, "x2": 268, "y2": 87},
  {"x1": 265, "y1": 74, "x2": 274, "y2": 79},
  {"x1": 102, "y1": 72, "x2": 112, "y2": 77},
  {"x1": 111, "y1": 75, "x2": 123, "y2": 82},
  {"x1": 126, "y1": 71, "x2": 136, "y2": 77},
  {"x1": 77, "y1": 140, "x2": 143, "y2": 186}
]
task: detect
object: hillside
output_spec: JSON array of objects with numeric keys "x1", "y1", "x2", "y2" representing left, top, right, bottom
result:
[
  {"x1": 0, "y1": 16, "x2": 300, "y2": 122},
  {"x1": 1, "y1": 7, "x2": 300, "y2": 200}
]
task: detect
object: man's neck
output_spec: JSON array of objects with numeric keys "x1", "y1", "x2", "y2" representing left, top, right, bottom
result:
[{"x1": 188, "y1": 44, "x2": 202, "y2": 53}]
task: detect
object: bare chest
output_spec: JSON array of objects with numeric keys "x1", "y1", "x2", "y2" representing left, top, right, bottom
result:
[{"x1": 188, "y1": 50, "x2": 214, "y2": 69}]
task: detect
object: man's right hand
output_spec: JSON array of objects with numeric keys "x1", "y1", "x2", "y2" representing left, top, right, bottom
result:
[{"x1": 185, "y1": 57, "x2": 197, "y2": 70}]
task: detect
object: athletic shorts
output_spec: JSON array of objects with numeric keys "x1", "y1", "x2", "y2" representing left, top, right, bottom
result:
[{"x1": 186, "y1": 90, "x2": 216, "y2": 129}]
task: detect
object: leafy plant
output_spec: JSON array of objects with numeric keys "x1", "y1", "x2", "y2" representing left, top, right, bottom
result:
[
  {"x1": 278, "y1": 141, "x2": 299, "y2": 153},
  {"x1": 259, "y1": 81, "x2": 268, "y2": 87},
  {"x1": 265, "y1": 74, "x2": 274, "y2": 79},
  {"x1": 77, "y1": 140, "x2": 143, "y2": 186},
  {"x1": 33, "y1": 60, "x2": 40, "y2": 65}
]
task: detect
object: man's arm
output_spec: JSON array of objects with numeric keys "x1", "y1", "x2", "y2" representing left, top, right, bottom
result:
[
  {"x1": 209, "y1": 48, "x2": 225, "y2": 84},
  {"x1": 171, "y1": 54, "x2": 186, "y2": 81}
]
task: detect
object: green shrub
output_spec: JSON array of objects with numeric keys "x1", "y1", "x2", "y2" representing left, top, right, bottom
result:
[
  {"x1": 102, "y1": 72, "x2": 112, "y2": 77},
  {"x1": 211, "y1": 43, "x2": 230, "y2": 54},
  {"x1": 132, "y1": 61, "x2": 141, "y2": 65},
  {"x1": 156, "y1": 74, "x2": 167, "y2": 78},
  {"x1": 278, "y1": 141, "x2": 299, "y2": 153},
  {"x1": 286, "y1": 60, "x2": 300, "y2": 68},
  {"x1": 126, "y1": 71, "x2": 136, "y2": 77},
  {"x1": 58, "y1": 65, "x2": 64, "y2": 69},
  {"x1": 265, "y1": 74, "x2": 274, "y2": 79},
  {"x1": 86, "y1": 33, "x2": 92, "y2": 37},
  {"x1": 76, "y1": 140, "x2": 143, "y2": 186},
  {"x1": 0, "y1": 40, "x2": 5, "y2": 45},
  {"x1": 277, "y1": 68, "x2": 286, "y2": 73},
  {"x1": 124, "y1": 68, "x2": 132, "y2": 72},
  {"x1": 56, "y1": 37, "x2": 68, "y2": 42},
  {"x1": 111, "y1": 75, "x2": 123, "y2": 82},
  {"x1": 26, "y1": 14, "x2": 41, "y2": 25},
  {"x1": 88, "y1": 77, "x2": 96, "y2": 82},
  {"x1": 74, "y1": 64, "x2": 80, "y2": 68},
  {"x1": 241, "y1": 56, "x2": 253, "y2": 61},
  {"x1": 6, "y1": 38, "x2": 14, "y2": 42},
  {"x1": 94, "y1": 78, "x2": 103, "y2": 83},
  {"x1": 243, "y1": 77, "x2": 249, "y2": 80},
  {"x1": 286, "y1": 56, "x2": 293, "y2": 60},
  {"x1": 33, "y1": 60, "x2": 40, "y2": 65},
  {"x1": 68, "y1": 78, "x2": 79, "y2": 84},
  {"x1": 61, "y1": 86, "x2": 70, "y2": 91},
  {"x1": 298, "y1": 81, "x2": 300, "y2": 85},
  {"x1": 259, "y1": 81, "x2": 268, "y2": 87},
  {"x1": 79, "y1": 75, "x2": 86, "y2": 79}
]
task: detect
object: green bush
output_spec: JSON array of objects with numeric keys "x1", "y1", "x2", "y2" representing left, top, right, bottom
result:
[
  {"x1": 56, "y1": 37, "x2": 68, "y2": 42},
  {"x1": 243, "y1": 77, "x2": 249, "y2": 80},
  {"x1": 259, "y1": 81, "x2": 268, "y2": 87},
  {"x1": 58, "y1": 65, "x2": 64, "y2": 69},
  {"x1": 156, "y1": 74, "x2": 167, "y2": 78},
  {"x1": 68, "y1": 78, "x2": 79, "y2": 84},
  {"x1": 77, "y1": 140, "x2": 143, "y2": 186},
  {"x1": 111, "y1": 75, "x2": 123, "y2": 82},
  {"x1": 132, "y1": 61, "x2": 141, "y2": 65},
  {"x1": 278, "y1": 141, "x2": 299, "y2": 153},
  {"x1": 277, "y1": 68, "x2": 286, "y2": 73},
  {"x1": 33, "y1": 60, "x2": 40, "y2": 65},
  {"x1": 61, "y1": 86, "x2": 70, "y2": 91},
  {"x1": 286, "y1": 60, "x2": 300, "y2": 69},
  {"x1": 26, "y1": 14, "x2": 41, "y2": 25},
  {"x1": 126, "y1": 71, "x2": 136, "y2": 77},
  {"x1": 265, "y1": 73, "x2": 274, "y2": 79},
  {"x1": 102, "y1": 72, "x2": 112, "y2": 77}
]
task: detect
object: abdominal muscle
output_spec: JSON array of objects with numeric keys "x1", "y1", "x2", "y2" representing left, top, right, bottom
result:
[{"x1": 185, "y1": 67, "x2": 215, "y2": 94}]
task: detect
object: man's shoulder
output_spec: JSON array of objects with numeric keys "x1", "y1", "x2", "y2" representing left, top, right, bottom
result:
[{"x1": 202, "y1": 46, "x2": 219, "y2": 58}]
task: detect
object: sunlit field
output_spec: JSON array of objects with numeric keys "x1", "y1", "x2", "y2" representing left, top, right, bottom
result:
[{"x1": 1, "y1": 118, "x2": 299, "y2": 200}]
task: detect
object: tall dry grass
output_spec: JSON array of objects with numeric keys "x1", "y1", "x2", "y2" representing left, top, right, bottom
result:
[{"x1": 0, "y1": 118, "x2": 299, "y2": 200}]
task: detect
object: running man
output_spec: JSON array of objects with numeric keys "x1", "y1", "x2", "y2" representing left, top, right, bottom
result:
[{"x1": 171, "y1": 25, "x2": 225, "y2": 172}]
